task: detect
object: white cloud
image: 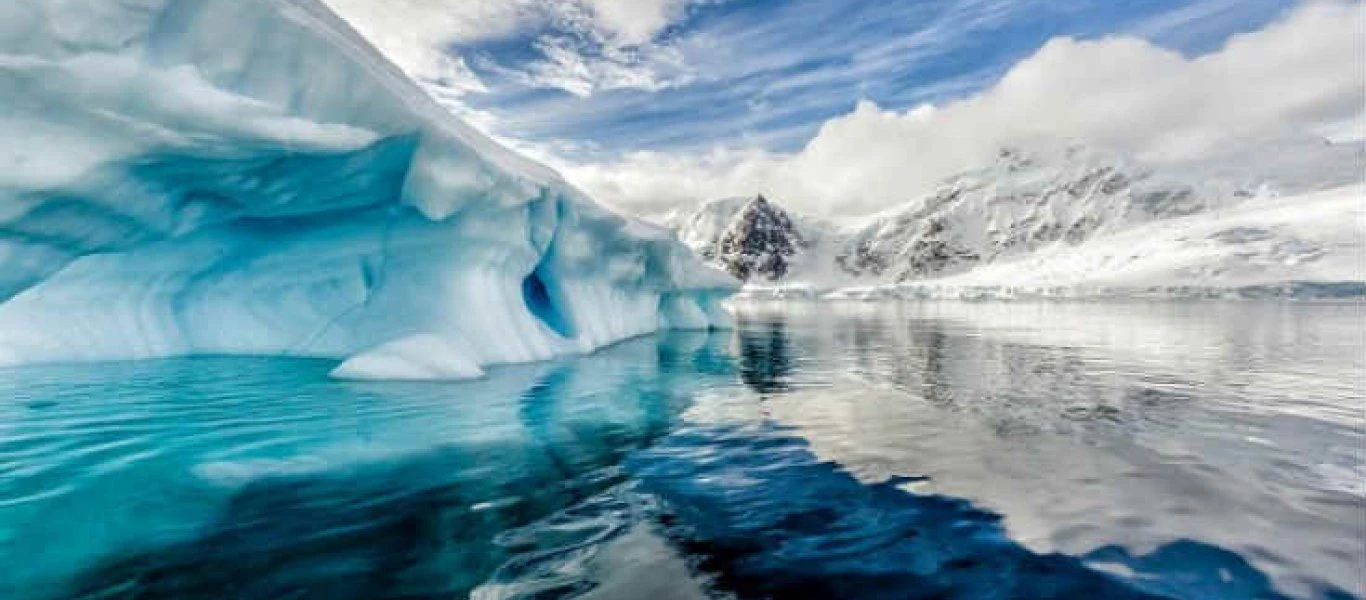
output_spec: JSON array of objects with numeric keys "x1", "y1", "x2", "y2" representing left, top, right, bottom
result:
[
  {"x1": 322, "y1": 0, "x2": 712, "y2": 97},
  {"x1": 321, "y1": 0, "x2": 537, "y2": 46},
  {"x1": 319, "y1": 0, "x2": 531, "y2": 94},
  {"x1": 516, "y1": 0, "x2": 718, "y2": 96},
  {"x1": 551, "y1": 1, "x2": 1365, "y2": 216},
  {"x1": 583, "y1": 0, "x2": 698, "y2": 45},
  {"x1": 553, "y1": 146, "x2": 786, "y2": 214},
  {"x1": 514, "y1": 27, "x2": 693, "y2": 98}
]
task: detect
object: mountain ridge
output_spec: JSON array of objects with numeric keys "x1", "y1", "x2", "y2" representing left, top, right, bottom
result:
[{"x1": 667, "y1": 140, "x2": 1365, "y2": 295}]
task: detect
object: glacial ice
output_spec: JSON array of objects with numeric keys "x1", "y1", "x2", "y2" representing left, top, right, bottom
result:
[
  {"x1": 331, "y1": 334, "x2": 485, "y2": 381},
  {"x1": 0, "y1": 0, "x2": 735, "y2": 377}
]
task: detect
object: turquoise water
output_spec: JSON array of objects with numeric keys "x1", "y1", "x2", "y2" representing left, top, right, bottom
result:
[{"x1": 1, "y1": 302, "x2": 1362, "y2": 599}]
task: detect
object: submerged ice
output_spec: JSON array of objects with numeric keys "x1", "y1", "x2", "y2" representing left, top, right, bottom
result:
[{"x1": 0, "y1": 0, "x2": 735, "y2": 377}]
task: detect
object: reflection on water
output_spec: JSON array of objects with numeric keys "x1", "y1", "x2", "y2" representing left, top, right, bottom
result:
[
  {"x1": 738, "y1": 320, "x2": 794, "y2": 395},
  {"x1": 716, "y1": 302, "x2": 1363, "y2": 599},
  {"x1": 0, "y1": 302, "x2": 1361, "y2": 599},
  {"x1": 0, "y1": 332, "x2": 733, "y2": 599},
  {"x1": 632, "y1": 424, "x2": 1309, "y2": 600}
]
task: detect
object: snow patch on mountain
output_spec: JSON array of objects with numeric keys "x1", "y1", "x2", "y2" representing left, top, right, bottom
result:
[{"x1": 941, "y1": 184, "x2": 1365, "y2": 289}]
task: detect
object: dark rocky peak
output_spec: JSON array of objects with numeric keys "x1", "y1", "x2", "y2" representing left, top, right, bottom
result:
[
  {"x1": 714, "y1": 194, "x2": 802, "y2": 281},
  {"x1": 738, "y1": 194, "x2": 783, "y2": 220}
]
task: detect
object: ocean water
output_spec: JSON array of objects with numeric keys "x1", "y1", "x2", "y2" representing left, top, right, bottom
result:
[{"x1": 0, "y1": 301, "x2": 1361, "y2": 600}]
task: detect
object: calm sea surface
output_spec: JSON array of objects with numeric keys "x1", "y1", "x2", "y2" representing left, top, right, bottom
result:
[{"x1": 1, "y1": 301, "x2": 1362, "y2": 599}]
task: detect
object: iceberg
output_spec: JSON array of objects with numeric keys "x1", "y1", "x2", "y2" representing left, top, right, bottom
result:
[{"x1": 0, "y1": 0, "x2": 735, "y2": 378}]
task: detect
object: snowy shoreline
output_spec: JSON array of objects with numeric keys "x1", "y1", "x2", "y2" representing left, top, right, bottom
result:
[{"x1": 729, "y1": 281, "x2": 1366, "y2": 303}]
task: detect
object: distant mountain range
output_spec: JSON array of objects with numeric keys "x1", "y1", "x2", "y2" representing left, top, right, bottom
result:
[{"x1": 664, "y1": 140, "x2": 1365, "y2": 299}]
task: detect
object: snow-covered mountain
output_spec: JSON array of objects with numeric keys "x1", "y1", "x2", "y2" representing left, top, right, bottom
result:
[
  {"x1": 668, "y1": 142, "x2": 1364, "y2": 298},
  {"x1": 670, "y1": 195, "x2": 809, "y2": 281},
  {"x1": 0, "y1": 0, "x2": 735, "y2": 379}
]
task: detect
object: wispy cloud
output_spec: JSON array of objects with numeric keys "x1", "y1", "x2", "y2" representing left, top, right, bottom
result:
[
  {"x1": 511, "y1": 29, "x2": 694, "y2": 97},
  {"x1": 549, "y1": 1, "x2": 1363, "y2": 215},
  {"x1": 324, "y1": 0, "x2": 719, "y2": 99},
  {"x1": 1125, "y1": 0, "x2": 1292, "y2": 52},
  {"x1": 322, "y1": 0, "x2": 1336, "y2": 216}
]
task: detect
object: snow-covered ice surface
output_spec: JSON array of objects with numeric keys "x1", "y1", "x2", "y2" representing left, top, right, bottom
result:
[{"x1": 0, "y1": 0, "x2": 735, "y2": 377}]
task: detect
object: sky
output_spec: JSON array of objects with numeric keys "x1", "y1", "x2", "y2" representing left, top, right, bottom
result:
[{"x1": 322, "y1": 0, "x2": 1364, "y2": 216}]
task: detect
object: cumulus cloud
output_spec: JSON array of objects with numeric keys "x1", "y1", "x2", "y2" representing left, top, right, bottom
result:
[{"x1": 551, "y1": 1, "x2": 1364, "y2": 216}]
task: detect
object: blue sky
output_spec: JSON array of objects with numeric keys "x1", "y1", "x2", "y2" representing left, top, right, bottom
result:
[
  {"x1": 446, "y1": 0, "x2": 1296, "y2": 158},
  {"x1": 326, "y1": 0, "x2": 1359, "y2": 213}
]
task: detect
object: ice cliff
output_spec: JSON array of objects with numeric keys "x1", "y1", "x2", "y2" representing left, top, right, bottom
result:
[{"x1": 0, "y1": 0, "x2": 735, "y2": 378}]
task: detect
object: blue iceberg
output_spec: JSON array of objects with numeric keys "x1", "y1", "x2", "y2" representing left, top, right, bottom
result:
[{"x1": 0, "y1": 0, "x2": 735, "y2": 378}]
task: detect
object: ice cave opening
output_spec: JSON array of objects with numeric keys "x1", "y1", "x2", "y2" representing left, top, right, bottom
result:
[{"x1": 522, "y1": 263, "x2": 576, "y2": 339}]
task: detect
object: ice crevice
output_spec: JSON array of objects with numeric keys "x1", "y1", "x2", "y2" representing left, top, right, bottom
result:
[{"x1": 0, "y1": 0, "x2": 737, "y2": 379}]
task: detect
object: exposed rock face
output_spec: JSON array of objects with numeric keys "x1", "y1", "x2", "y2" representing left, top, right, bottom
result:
[
  {"x1": 714, "y1": 195, "x2": 803, "y2": 281},
  {"x1": 667, "y1": 196, "x2": 753, "y2": 260}
]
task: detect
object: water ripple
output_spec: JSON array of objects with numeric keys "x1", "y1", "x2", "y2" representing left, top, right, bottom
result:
[{"x1": 0, "y1": 304, "x2": 1360, "y2": 599}]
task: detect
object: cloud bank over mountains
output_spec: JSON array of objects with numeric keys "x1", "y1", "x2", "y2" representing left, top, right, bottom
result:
[
  {"x1": 555, "y1": 1, "x2": 1363, "y2": 216},
  {"x1": 323, "y1": 1, "x2": 1363, "y2": 217}
]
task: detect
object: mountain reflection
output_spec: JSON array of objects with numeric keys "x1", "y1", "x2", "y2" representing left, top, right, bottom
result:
[
  {"x1": 11, "y1": 302, "x2": 1360, "y2": 600},
  {"x1": 737, "y1": 315, "x2": 795, "y2": 394}
]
